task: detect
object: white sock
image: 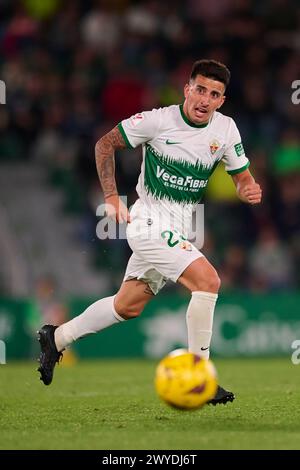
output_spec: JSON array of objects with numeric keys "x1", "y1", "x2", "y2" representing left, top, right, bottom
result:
[
  {"x1": 54, "y1": 295, "x2": 124, "y2": 351},
  {"x1": 186, "y1": 291, "x2": 218, "y2": 359}
]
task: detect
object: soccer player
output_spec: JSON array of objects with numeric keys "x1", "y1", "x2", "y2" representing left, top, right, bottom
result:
[{"x1": 37, "y1": 60, "x2": 262, "y2": 404}]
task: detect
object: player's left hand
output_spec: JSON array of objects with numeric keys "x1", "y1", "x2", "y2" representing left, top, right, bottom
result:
[{"x1": 239, "y1": 183, "x2": 262, "y2": 205}]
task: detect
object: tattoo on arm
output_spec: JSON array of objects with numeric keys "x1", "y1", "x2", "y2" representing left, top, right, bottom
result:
[
  {"x1": 95, "y1": 126, "x2": 127, "y2": 199},
  {"x1": 144, "y1": 285, "x2": 154, "y2": 296}
]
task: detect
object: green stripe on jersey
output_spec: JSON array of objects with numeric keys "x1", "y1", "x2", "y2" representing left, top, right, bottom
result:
[
  {"x1": 117, "y1": 122, "x2": 134, "y2": 149},
  {"x1": 179, "y1": 104, "x2": 209, "y2": 128},
  {"x1": 144, "y1": 144, "x2": 218, "y2": 204},
  {"x1": 227, "y1": 161, "x2": 250, "y2": 175}
]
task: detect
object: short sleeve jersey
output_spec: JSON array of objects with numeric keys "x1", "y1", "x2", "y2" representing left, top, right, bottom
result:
[{"x1": 118, "y1": 104, "x2": 249, "y2": 231}]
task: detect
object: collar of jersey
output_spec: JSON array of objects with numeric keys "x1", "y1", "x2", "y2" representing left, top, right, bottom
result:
[{"x1": 179, "y1": 104, "x2": 209, "y2": 128}]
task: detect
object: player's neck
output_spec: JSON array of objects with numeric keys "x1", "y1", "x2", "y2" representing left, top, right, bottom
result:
[{"x1": 180, "y1": 103, "x2": 210, "y2": 128}]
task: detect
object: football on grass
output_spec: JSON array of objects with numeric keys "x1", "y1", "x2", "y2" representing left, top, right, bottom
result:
[{"x1": 155, "y1": 350, "x2": 217, "y2": 410}]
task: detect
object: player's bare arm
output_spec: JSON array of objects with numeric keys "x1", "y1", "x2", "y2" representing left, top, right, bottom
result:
[
  {"x1": 232, "y1": 169, "x2": 262, "y2": 205},
  {"x1": 95, "y1": 126, "x2": 130, "y2": 223}
]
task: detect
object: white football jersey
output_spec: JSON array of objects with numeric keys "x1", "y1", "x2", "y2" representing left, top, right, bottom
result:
[{"x1": 119, "y1": 104, "x2": 249, "y2": 234}]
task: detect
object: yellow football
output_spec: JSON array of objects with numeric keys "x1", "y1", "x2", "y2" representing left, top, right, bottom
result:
[{"x1": 155, "y1": 351, "x2": 218, "y2": 410}]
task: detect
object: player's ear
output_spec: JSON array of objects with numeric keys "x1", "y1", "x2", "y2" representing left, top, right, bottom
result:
[
  {"x1": 218, "y1": 95, "x2": 226, "y2": 109},
  {"x1": 184, "y1": 83, "x2": 190, "y2": 99}
]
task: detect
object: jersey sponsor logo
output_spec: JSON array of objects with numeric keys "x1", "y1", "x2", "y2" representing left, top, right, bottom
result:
[
  {"x1": 156, "y1": 165, "x2": 208, "y2": 190},
  {"x1": 209, "y1": 139, "x2": 220, "y2": 155},
  {"x1": 234, "y1": 142, "x2": 245, "y2": 157},
  {"x1": 130, "y1": 113, "x2": 144, "y2": 127},
  {"x1": 166, "y1": 139, "x2": 182, "y2": 145},
  {"x1": 144, "y1": 144, "x2": 216, "y2": 204}
]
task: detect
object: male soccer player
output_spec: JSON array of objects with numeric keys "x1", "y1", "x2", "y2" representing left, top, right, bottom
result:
[{"x1": 37, "y1": 60, "x2": 262, "y2": 404}]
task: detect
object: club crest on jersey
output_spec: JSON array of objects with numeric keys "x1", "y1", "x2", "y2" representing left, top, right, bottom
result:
[
  {"x1": 209, "y1": 140, "x2": 220, "y2": 155},
  {"x1": 179, "y1": 240, "x2": 192, "y2": 251}
]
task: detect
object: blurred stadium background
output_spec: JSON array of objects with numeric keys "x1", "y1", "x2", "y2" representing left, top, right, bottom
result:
[
  {"x1": 0, "y1": 0, "x2": 299, "y2": 363},
  {"x1": 1, "y1": 0, "x2": 300, "y2": 452}
]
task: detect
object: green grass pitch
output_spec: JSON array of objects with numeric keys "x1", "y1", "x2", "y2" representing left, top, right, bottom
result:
[{"x1": 0, "y1": 358, "x2": 300, "y2": 450}]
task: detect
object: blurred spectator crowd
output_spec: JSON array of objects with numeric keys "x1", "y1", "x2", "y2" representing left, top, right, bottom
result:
[{"x1": 0, "y1": 0, "x2": 299, "y2": 293}]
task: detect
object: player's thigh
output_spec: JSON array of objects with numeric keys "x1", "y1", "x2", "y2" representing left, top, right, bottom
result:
[
  {"x1": 177, "y1": 256, "x2": 221, "y2": 293},
  {"x1": 114, "y1": 278, "x2": 154, "y2": 317},
  {"x1": 128, "y1": 229, "x2": 202, "y2": 284}
]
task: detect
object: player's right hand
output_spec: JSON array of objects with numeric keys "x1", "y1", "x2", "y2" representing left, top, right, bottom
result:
[{"x1": 104, "y1": 195, "x2": 131, "y2": 223}]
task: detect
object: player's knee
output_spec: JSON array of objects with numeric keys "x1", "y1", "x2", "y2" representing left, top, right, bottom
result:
[
  {"x1": 119, "y1": 308, "x2": 142, "y2": 320},
  {"x1": 114, "y1": 300, "x2": 142, "y2": 320},
  {"x1": 193, "y1": 270, "x2": 221, "y2": 293},
  {"x1": 122, "y1": 308, "x2": 142, "y2": 320},
  {"x1": 207, "y1": 273, "x2": 221, "y2": 293}
]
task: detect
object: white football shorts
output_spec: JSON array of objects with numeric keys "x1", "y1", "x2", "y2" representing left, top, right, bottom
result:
[{"x1": 124, "y1": 202, "x2": 203, "y2": 294}]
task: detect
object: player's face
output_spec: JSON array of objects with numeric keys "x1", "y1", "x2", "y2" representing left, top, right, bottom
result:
[{"x1": 183, "y1": 75, "x2": 226, "y2": 124}]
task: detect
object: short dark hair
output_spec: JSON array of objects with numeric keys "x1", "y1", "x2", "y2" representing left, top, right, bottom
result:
[{"x1": 190, "y1": 59, "x2": 231, "y2": 88}]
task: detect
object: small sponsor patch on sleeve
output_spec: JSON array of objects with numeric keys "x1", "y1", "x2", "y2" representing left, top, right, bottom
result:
[
  {"x1": 234, "y1": 142, "x2": 245, "y2": 157},
  {"x1": 130, "y1": 113, "x2": 144, "y2": 127}
]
